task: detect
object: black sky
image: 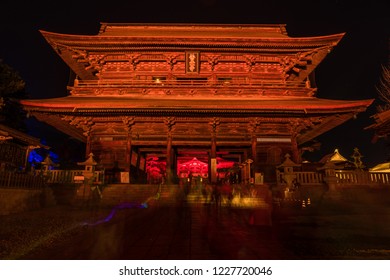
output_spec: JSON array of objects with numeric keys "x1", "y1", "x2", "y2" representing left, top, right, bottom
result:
[{"x1": 0, "y1": 0, "x2": 389, "y2": 166}]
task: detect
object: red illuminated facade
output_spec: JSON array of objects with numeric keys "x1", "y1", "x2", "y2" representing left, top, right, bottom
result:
[{"x1": 21, "y1": 23, "x2": 372, "y2": 184}]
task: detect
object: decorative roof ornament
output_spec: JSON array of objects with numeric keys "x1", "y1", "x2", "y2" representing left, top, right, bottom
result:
[
  {"x1": 277, "y1": 153, "x2": 301, "y2": 168},
  {"x1": 77, "y1": 152, "x2": 98, "y2": 166},
  {"x1": 41, "y1": 154, "x2": 59, "y2": 170}
]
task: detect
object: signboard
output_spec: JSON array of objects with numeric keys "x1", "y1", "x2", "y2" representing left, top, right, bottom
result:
[
  {"x1": 73, "y1": 175, "x2": 84, "y2": 184},
  {"x1": 255, "y1": 173, "x2": 264, "y2": 185},
  {"x1": 120, "y1": 172, "x2": 130, "y2": 183}
]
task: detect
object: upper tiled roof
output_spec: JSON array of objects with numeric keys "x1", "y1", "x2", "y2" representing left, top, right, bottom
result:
[{"x1": 98, "y1": 23, "x2": 289, "y2": 38}]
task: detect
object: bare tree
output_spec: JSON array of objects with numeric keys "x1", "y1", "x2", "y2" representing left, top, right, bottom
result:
[
  {"x1": 377, "y1": 65, "x2": 390, "y2": 112},
  {"x1": 0, "y1": 59, "x2": 27, "y2": 129}
]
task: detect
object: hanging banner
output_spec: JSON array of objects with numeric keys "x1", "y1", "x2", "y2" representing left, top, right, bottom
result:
[{"x1": 185, "y1": 51, "x2": 200, "y2": 74}]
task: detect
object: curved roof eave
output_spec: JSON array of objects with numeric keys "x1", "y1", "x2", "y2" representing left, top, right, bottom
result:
[
  {"x1": 39, "y1": 30, "x2": 345, "y2": 49},
  {"x1": 20, "y1": 97, "x2": 373, "y2": 115}
]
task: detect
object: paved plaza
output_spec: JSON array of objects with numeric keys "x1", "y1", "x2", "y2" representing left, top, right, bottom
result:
[{"x1": 2, "y1": 190, "x2": 390, "y2": 260}]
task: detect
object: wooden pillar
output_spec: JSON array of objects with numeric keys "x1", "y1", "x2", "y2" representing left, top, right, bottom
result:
[
  {"x1": 291, "y1": 136, "x2": 300, "y2": 163},
  {"x1": 85, "y1": 132, "x2": 92, "y2": 158},
  {"x1": 166, "y1": 132, "x2": 173, "y2": 183},
  {"x1": 209, "y1": 118, "x2": 219, "y2": 183},
  {"x1": 172, "y1": 147, "x2": 178, "y2": 181},
  {"x1": 242, "y1": 151, "x2": 248, "y2": 183},
  {"x1": 251, "y1": 135, "x2": 257, "y2": 172},
  {"x1": 210, "y1": 133, "x2": 217, "y2": 183},
  {"x1": 211, "y1": 134, "x2": 217, "y2": 158},
  {"x1": 123, "y1": 117, "x2": 135, "y2": 173},
  {"x1": 164, "y1": 117, "x2": 175, "y2": 184},
  {"x1": 125, "y1": 132, "x2": 132, "y2": 172},
  {"x1": 248, "y1": 118, "x2": 259, "y2": 177}
]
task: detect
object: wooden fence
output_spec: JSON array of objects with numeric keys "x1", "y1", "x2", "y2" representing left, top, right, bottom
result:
[
  {"x1": 46, "y1": 170, "x2": 105, "y2": 184},
  {"x1": 296, "y1": 172, "x2": 324, "y2": 185},
  {"x1": 0, "y1": 171, "x2": 45, "y2": 189},
  {"x1": 277, "y1": 170, "x2": 390, "y2": 187},
  {"x1": 0, "y1": 169, "x2": 105, "y2": 189},
  {"x1": 276, "y1": 171, "x2": 323, "y2": 186},
  {"x1": 336, "y1": 171, "x2": 390, "y2": 186}
]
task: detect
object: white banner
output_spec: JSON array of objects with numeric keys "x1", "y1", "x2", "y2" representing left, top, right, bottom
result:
[{"x1": 0, "y1": 260, "x2": 389, "y2": 280}]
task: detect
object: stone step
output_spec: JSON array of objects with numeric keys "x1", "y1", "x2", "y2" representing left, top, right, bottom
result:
[{"x1": 100, "y1": 184, "x2": 180, "y2": 205}]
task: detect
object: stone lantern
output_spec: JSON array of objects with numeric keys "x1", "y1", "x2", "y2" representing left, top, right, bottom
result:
[
  {"x1": 318, "y1": 160, "x2": 338, "y2": 193},
  {"x1": 277, "y1": 153, "x2": 301, "y2": 190},
  {"x1": 74, "y1": 153, "x2": 100, "y2": 204},
  {"x1": 41, "y1": 154, "x2": 59, "y2": 174},
  {"x1": 77, "y1": 152, "x2": 98, "y2": 180}
]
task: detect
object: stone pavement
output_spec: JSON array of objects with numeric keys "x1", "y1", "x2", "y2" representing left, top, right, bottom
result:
[
  {"x1": 17, "y1": 202, "x2": 294, "y2": 260},
  {"x1": 3, "y1": 188, "x2": 390, "y2": 260}
]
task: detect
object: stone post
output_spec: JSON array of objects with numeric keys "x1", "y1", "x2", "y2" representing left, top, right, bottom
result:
[{"x1": 40, "y1": 154, "x2": 59, "y2": 178}]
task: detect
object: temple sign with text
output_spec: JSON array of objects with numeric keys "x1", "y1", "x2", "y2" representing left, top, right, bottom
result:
[{"x1": 21, "y1": 23, "x2": 373, "y2": 184}]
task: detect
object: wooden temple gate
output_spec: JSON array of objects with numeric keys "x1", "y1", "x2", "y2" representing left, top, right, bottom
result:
[{"x1": 21, "y1": 23, "x2": 372, "y2": 189}]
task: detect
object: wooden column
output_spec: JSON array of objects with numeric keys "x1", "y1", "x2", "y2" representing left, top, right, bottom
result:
[
  {"x1": 251, "y1": 135, "x2": 257, "y2": 171},
  {"x1": 164, "y1": 117, "x2": 175, "y2": 184},
  {"x1": 291, "y1": 135, "x2": 300, "y2": 163},
  {"x1": 125, "y1": 132, "x2": 132, "y2": 172},
  {"x1": 166, "y1": 132, "x2": 173, "y2": 183},
  {"x1": 211, "y1": 134, "x2": 217, "y2": 158},
  {"x1": 209, "y1": 133, "x2": 217, "y2": 183},
  {"x1": 123, "y1": 117, "x2": 135, "y2": 172},
  {"x1": 249, "y1": 118, "x2": 259, "y2": 176},
  {"x1": 85, "y1": 131, "x2": 92, "y2": 158},
  {"x1": 209, "y1": 118, "x2": 220, "y2": 183}
]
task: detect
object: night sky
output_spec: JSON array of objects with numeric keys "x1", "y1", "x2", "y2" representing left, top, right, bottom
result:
[{"x1": 0, "y1": 0, "x2": 388, "y2": 167}]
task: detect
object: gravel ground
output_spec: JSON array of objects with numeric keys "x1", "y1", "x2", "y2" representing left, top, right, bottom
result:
[
  {"x1": 2, "y1": 193, "x2": 390, "y2": 260},
  {"x1": 273, "y1": 198, "x2": 390, "y2": 259},
  {"x1": 0, "y1": 205, "x2": 112, "y2": 259}
]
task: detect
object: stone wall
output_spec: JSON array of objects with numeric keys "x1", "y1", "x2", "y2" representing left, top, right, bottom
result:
[{"x1": 0, "y1": 188, "x2": 56, "y2": 215}]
